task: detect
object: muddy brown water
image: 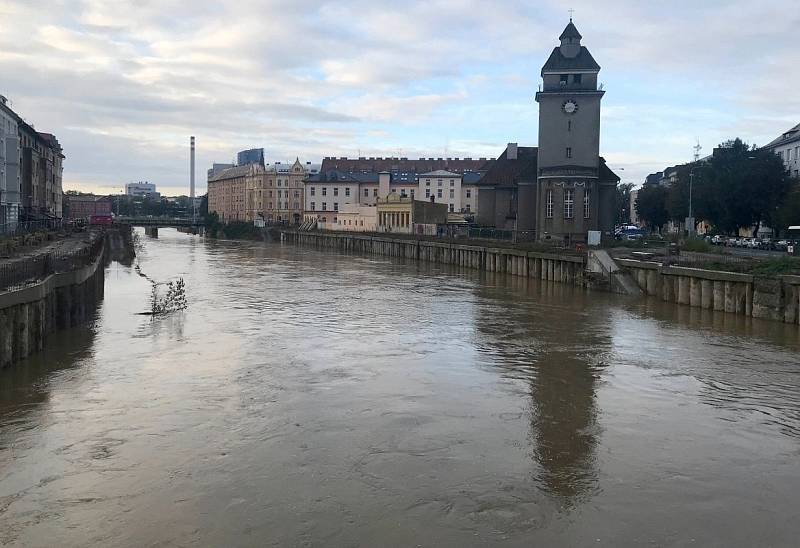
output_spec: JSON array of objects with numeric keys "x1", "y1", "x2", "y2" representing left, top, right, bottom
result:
[{"x1": 1, "y1": 228, "x2": 799, "y2": 547}]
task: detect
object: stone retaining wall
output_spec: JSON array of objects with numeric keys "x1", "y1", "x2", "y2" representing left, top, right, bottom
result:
[
  {"x1": 617, "y1": 258, "x2": 800, "y2": 325},
  {"x1": 281, "y1": 231, "x2": 587, "y2": 285},
  {"x1": 0, "y1": 241, "x2": 106, "y2": 368}
]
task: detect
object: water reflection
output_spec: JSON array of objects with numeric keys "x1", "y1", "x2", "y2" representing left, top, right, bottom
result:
[{"x1": 472, "y1": 274, "x2": 608, "y2": 506}]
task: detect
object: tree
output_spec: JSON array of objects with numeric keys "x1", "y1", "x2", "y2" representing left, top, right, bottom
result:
[
  {"x1": 615, "y1": 182, "x2": 635, "y2": 226},
  {"x1": 774, "y1": 180, "x2": 800, "y2": 236},
  {"x1": 635, "y1": 184, "x2": 669, "y2": 232},
  {"x1": 693, "y1": 138, "x2": 791, "y2": 235}
]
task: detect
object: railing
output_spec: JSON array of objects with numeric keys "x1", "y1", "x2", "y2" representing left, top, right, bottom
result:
[
  {"x1": 0, "y1": 219, "x2": 65, "y2": 237},
  {"x1": 0, "y1": 234, "x2": 105, "y2": 293}
]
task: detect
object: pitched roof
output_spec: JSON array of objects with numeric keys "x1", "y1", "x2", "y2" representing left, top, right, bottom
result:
[
  {"x1": 320, "y1": 156, "x2": 491, "y2": 174},
  {"x1": 477, "y1": 146, "x2": 538, "y2": 188},
  {"x1": 207, "y1": 165, "x2": 253, "y2": 182},
  {"x1": 599, "y1": 158, "x2": 620, "y2": 183},
  {"x1": 418, "y1": 170, "x2": 461, "y2": 177},
  {"x1": 541, "y1": 46, "x2": 600, "y2": 73},
  {"x1": 559, "y1": 21, "x2": 582, "y2": 40},
  {"x1": 763, "y1": 122, "x2": 800, "y2": 149}
]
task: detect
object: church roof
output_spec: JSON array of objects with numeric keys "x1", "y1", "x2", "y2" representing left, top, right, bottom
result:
[
  {"x1": 541, "y1": 46, "x2": 600, "y2": 73},
  {"x1": 559, "y1": 21, "x2": 582, "y2": 40},
  {"x1": 476, "y1": 146, "x2": 538, "y2": 188}
]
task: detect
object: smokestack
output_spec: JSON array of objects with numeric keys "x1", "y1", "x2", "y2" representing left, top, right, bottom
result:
[{"x1": 190, "y1": 136, "x2": 196, "y2": 220}]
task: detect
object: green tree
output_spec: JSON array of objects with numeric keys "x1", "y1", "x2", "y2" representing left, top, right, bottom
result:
[
  {"x1": 693, "y1": 139, "x2": 791, "y2": 235},
  {"x1": 635, "y1": 184, "x2": 669, "y2": 232},
  {"x1": 774, "y1": 180, "x2": 800, "y2": 236},
  {"x1": 615, "y1": 182, "x2": 635, "y2": 225}
]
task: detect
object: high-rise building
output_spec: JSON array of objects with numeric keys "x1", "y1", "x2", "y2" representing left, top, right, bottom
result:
[{"x1": 237, "y1": 148, "x2": 265, "y2": 167}]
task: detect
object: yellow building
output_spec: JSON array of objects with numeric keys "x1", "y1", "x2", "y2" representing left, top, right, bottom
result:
[{"x1": 376, "y1": 193, "x2": 448, "y2": 235}]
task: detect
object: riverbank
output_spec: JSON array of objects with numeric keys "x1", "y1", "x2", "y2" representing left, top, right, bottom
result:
[
  {"x1": 281, "y1": 230, "x2": 587, "y2": 285},
  {"x1": 0, "y1": 228, "x2": 117, "y2": 369}
]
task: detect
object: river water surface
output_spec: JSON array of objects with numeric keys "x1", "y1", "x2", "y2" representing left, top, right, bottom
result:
[{"x1": 1, "y1": 229, "x2": 800, "y2": 547}]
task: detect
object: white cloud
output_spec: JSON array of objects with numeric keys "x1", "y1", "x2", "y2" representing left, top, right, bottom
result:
[{"x1": 0, "y1": 0, "x2": 795, "y2": 194}]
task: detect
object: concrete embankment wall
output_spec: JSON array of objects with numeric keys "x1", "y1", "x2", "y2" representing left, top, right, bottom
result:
[
  {"x1": 0, "y1": 240, "x2": 106, "y2": 369},
  {"x1": 281, "y1": 231, "x2": 586, "y2": 285},
  {"x1": 618, "y1": 259, "x2": 800, "y2": 325}
]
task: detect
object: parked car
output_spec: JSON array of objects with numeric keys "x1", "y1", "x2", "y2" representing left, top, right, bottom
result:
[
  {"x1": 775, "y1": 240, "x2": 789, "y2": 251},
  {"x1": 711, "y1": 235, "x2": 725, "y2": 246}
]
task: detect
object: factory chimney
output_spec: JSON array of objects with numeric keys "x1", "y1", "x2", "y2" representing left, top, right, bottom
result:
[{"x1": 190, "y1": 136, "x2": 196, "y2": 220}]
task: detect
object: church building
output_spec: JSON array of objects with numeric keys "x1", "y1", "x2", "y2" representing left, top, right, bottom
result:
[{"x1": 477, "y1": 20, "x2": 619, "y2": 242}]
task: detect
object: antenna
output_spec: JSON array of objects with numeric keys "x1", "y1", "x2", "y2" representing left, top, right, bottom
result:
[{"x1": 693, "y1": 139, "x2": 702, "y2": 162}]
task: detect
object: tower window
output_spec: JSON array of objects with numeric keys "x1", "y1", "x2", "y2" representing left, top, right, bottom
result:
[
  {"x1": 584, "y1": 189, "x2": 590, "y2": 218},
  {"x1": 564, "y1": 189, "x2": 574, "y2": 219},
  {"x1": 568, "y1": 120, "x2": 572, "y2": 132},
  {"x1": 546, "y1": 190, "x2": 554, "y2": 218},
  {"x1": 566, "y1": 147, "x2": 572, "y2": 158},
  {"x1": 560, "y1": 74, "x2": 568, "y2": 85},
  {"x1": 573, "y1": 74, "x2": 582, "y2": 84}
]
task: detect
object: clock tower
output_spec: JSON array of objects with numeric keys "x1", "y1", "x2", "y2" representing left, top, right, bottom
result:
[{"x1": 534, "y1": 20, "x2": 612, "y2": 242}]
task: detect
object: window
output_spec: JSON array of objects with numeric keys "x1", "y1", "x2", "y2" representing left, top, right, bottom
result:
[
  {"x1": 334, "y1": 202, "x2": 339, "y2": 211},
  {"x1": 333, "y1": 187, "x2": 338, "y2": 197},
  {"x1": 400, "y1": 190, "x2": 407, "y2": 197},
  {"x1": 449, "y1": 204, "x2": 454, "y2": 212},
  {"x1": 546, "y1": 190, "x2": 553, "y2": 218},
  {"x1": 294, "y1": 191, "x2": 299, "y2": 198},
  {"x1": 410, "y1": 189, "x2": 415, "y2": 198},
  {"x1": 465, "y1": 204, "x2": 471, "y2": 212},
  {"x1": 564, "y1": 189, "x2": 574, "y2": 219},
  {"x1": 269, "y1": 202, "x2": 273, "y2": 209},
  {"x1": 322, "y1": 202, "x2": 327, "y2": 211},
  {"x1": 568, "y1": 120, "x2": 572, "y2": 132},
  {"x1": 311, "y1": 202, "x2": 316, "y2": 211},
  {"x1": 345, "y1": 187, "x2": 350, "y2": 197},
  {"x1": 294, "y1": 202, "x2": 299, "y2": 209},
  {"x1": 449, "y1": 189, "x2": 454, "y2": 199},
  {"x1": 573, "y1": 74, "x2": 582, "y2": 84},
  {"x1": 466, "y1": 189, "x2": 471, "y2": 198},
  {"x1": 437, "y1": 189, "x2": 442, "y2": 198},
  {"x1": 364, "y1": 188, "x2": 369, "y2": 197},
  {"x1": 560, "y1": 74, "x2": 568, "y2": 85},
  {"x1": 426, "y1": 180, "x2": 431, "y2": 187},
  {"x1": 310, "y1": 187, "x2": 315, "y2": 196},
  {"x1": 322, "y1": 187, "x2": 327, "y2": 196},
  {"x1": 425, "y1": 189, "x2": 430, "y2": 198},
  {"x1": 277, "y1": 180, "x2": 282, "y2": 187},
  {"x1": 584, "y1": 189, "x2": 590, "y2": 218},
  {"x1": 437, "y1": 179, "x2": 443, "y2": 187},
  {"x1": 268, "y1": 190, "x2": 273, "y2": 197},
  {"x1": 391, "y1": 188, "x2": 396, "y2": 193},
  {"x1": 373, "y1": 189, "x2": 378, "y2": 197},
  {"x1": 566, "y1": 147, "x2": 572, "y2": 159},
  {"x1": 450, "y1": 180, "x2": 454, "y2": 187}
]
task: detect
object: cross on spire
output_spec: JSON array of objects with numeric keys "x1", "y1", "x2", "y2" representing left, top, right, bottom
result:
[{"x1": 568, "y1": 8, "x2": 575, "y2": 21}]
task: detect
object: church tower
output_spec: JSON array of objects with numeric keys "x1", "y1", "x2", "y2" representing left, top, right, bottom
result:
[{"x1": 535, "y1": 20, "x2": 612, "y2": 242}]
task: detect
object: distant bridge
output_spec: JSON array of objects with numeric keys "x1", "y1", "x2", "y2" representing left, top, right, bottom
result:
[{"x1": 114, "y1": 217, "x2": 204, "y2": 228}]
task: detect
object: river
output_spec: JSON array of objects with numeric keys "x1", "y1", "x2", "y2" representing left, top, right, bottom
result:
[{"x1": 1, "y1": 228, "x2": 799, "y2": 547}]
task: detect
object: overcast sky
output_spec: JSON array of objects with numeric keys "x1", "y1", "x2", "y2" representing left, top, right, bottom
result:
[{"x1": 1, "y1": 0, "x2": 797, "y2": 196}]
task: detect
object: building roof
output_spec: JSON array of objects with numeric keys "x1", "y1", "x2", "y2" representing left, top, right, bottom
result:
[
  {"x1": 763, "y1": 122, "x2": 800, "y2": 149},
  {"x1": 599, "y1": 158, "x2": 620, "y2": 183},
  {"x1": 320, "y1": 156, "x2": 491, "y2": 174},
  {"x1": 477, "y1": 146, "x2": 539, "y2": 188},
  {"x1": 541, "y1": 46, "x2": 600, "y2": 73},
  {"x1": 64, "y1": 193, "x2": 110, "y2": 202},
  {"x1": 462, "y1": 171, "x2": 485, "y2": 185},
  {"x1": 207, "y1": 165, "x2": 254, "y2": 182},
  {"x1": 418, "y1": 170, "x2": 461, "y2": 177},
  {"x1": 559, "y1": 21, "x2": 582, "y2": 40},
  {"x1": 304, "y1": 170, "x2": 380, "y2": 184}
]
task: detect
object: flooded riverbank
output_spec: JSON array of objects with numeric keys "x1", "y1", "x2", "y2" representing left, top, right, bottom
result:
[{"x1": 1, "y1": 228, "x2": 799, "y2": 547}]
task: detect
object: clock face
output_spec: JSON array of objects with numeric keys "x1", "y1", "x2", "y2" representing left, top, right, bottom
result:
[{"x1": 562, "y1": 100, "x2": 578, "y2": 114}]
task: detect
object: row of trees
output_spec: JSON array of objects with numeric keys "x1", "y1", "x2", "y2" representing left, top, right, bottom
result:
[{"x1": 634, "y1": 139, "x2": 798, "y2": 236}]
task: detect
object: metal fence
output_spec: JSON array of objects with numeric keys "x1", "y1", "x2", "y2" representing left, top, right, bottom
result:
[
  {"x1": 0, "y1": 219, "x2": 66, "y2": 237},
  {"x1": 0, "y1": 234, "x2": 104, "y2": 293}
]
